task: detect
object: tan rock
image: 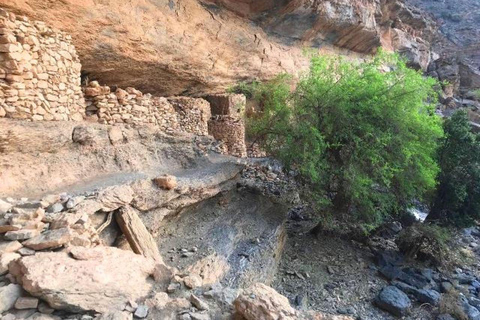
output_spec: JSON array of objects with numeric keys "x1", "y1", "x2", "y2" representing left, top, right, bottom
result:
[
  {"x1": 0, "y1": 252, "x2": 21, "y2": 275},
  {"x1": 190, "y1": 294, "x2": 209, "y2": 311},
  {"x1": 23, "y1": 228, "x2": 73, "y2": 250},
  {"x1": 0, "y1": 240, "x2": 23, "y2": 254},
  {"x1": 145, "y1": 292, "x2": 169, "y2": 309},
  {"x1": 234, "y1": 283, "x2": 297, "y2": 320},
  {"x1": 49, "y1": 211, "x2": 85, "y2": 229},
  {"x1": 108, "y1": 127, "x2": 124, "y2": 145},
  {"x1": 98, "y1": 185, "x2": 134, "y2": 211},
  {"x1": 0, "y1": 222, "x2": 21, "y2": 234},
  {"x1": 183, "y1": 274, "x2": 202, "y2": 289},
  {"x1": 0, "y1": 199, "x2": 12, "y2": 214},
  {"x1": 186, "y1": 253, "x2": 229, "y2": 286},
  {"x1": 9, "y1": 246, "x2": 155, "y2": 313},
  {"x1": 152, "y1": 175, "x2": 177, "y2": 190}
]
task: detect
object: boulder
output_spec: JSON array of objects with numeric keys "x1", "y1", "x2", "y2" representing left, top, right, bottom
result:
[
  {"x1": 9, "y1": 246, "x2": 156, "y2": 313},
  {"x1": 375, "y1": 286, "x2": 411, "y2": 317},
  {"x1": 414, "y1": 289, "x2": 441, "y2": 306},
  {"x1": 115, "y1": 206, "x2": 162, "y2": 262},
  {"x1": 234, "y1": 283, "x2": 297, "y2": 320},
  {"x1": 234, "y1": 283, "x2": 352, "y2": 320},
  {"x1": 190, "y1": 294, "x2": 209, "y2": 311},
  {"x1": 0, "y1": 284, "x2": 23, "y2": 312},
  {"x1": 184, "y1": 274, "x2": 203, "y2": 289}
]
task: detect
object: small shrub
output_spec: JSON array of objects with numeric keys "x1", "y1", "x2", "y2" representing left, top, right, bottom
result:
[
  {"x1": 396, "y1": 223, "x2": 451, "y2": 265},
  {"x1": 439, "y1": 289, "x2": 468, "y2": 320}
]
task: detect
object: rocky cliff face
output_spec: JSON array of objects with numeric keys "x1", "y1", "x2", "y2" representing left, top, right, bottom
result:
[
  {"x1": 405, "y1": 0, "x2": 480, "y2": 95},
  {"x1": 0, "y1": 0, "x2": 435, "y2": 96}
]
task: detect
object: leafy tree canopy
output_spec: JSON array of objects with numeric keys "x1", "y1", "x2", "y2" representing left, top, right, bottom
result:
[{"x1": 246, "y1": 50, "x2": 443, "y2": 228}]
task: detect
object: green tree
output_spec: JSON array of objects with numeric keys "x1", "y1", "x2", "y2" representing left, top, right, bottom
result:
[
  {"x1": 248, "y1": 51, "x2": 443, "y2": 230},
  {"x1": 427, "y1": 110, "x2": 480, "y2": 227}
]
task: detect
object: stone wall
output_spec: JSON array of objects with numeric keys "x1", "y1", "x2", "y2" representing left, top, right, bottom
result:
[
  {"x1": 83, "y1": 82, "x2": 179, "y2": 133},
  {"x1": 207, "y1": 94, "x2": 247, "y2": 158},
  {"x1": 0, "y1": 9, "x2": 84, "y2": 121},
  {"x1": 168, "y1": 97, "x2": 211, "y2": 136},
  {"x1": 84, "y1": 82, "x2": 211, "y2": 136}
]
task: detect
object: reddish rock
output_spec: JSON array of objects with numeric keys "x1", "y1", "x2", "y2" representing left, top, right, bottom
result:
[{"x1": 153, "y1": 175, "x2": 177, "y2": 190}]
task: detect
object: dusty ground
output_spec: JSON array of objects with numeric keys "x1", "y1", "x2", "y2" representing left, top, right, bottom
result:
[{"x1": 273, "y1": 217, "x2": 436, "y2": 320}]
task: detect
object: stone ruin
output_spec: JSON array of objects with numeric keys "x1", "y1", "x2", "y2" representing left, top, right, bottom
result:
[
  {"x1": 0, "y1": 10, "x2": 84, "y2": 121},
  {"x1": 0, "y1": 7, "x2": 249, "y2": 157},
  {"x1": 206, "y1": 94, "x2": 247, "y2": 158},
  {"x1": 83, "y1": 83, "x2": 211, "y2": 136}
]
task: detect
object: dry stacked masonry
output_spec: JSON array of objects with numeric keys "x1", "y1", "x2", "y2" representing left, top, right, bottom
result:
[
  {"x1": 0, "y1": 10, "x2": 84, "y2": 121},
  {"x1": 0, "y1": 8, "x2": 248, "y2": 157}
]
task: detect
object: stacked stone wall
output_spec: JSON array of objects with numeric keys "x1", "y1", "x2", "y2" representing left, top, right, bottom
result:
[
  {"x1": 207, "y1": 94, "x2": 247, "y2": 158},
  {"x1": 168, "y1": 97, "x2": 211, "y2": 136},
  {"x1": 83, "y1": 82, "x2": 179, "y2": 133},
  {"x1": 0, "y1": 9, "x2": 84, "y2": 121},
  {"x1": 83, "y1": 82, "x2": 211, "y2": 136}
]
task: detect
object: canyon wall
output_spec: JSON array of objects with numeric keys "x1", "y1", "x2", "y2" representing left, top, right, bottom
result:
[{"x1": 0, "y1": 0, "x2": 436, "y2": 96}]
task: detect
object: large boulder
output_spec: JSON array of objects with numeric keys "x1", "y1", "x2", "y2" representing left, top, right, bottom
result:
[
  {"x1": 375, "y1": 286, "x2": 412, "y2": 317},
  {"x1": 234, "y1": 283, "x2": 353, "y2": 320},
  {"x1": 9, "y1": 246, "x2": 156, "y2": 313},
  {"x1": 234, "y1": 283, "x2": 297, "y2": 320}
]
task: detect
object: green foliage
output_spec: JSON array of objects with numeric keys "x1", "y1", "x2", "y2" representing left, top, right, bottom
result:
[
  {"x1": 428, "y1": 110, "x2": 480, "y2": 227},
  {"x1": 247, "y1": 50, "x2": 443, "y2": 226}
]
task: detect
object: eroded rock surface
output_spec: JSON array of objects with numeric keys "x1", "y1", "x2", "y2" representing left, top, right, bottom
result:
[
  {"x1": 9, "y1": 246, "x2": 156, "y2": 313},
  {"x1": 1, "y1": 0, "x2": 434, "y2": 95}
]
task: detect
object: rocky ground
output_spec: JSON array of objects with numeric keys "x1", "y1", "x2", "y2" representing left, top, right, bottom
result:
[
  {"x1": 272, "y1": 205, "x2": 480, "y2": 320},
  {"x1": 3, "y1": 121, "x2": 480, "y2": 320}
]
